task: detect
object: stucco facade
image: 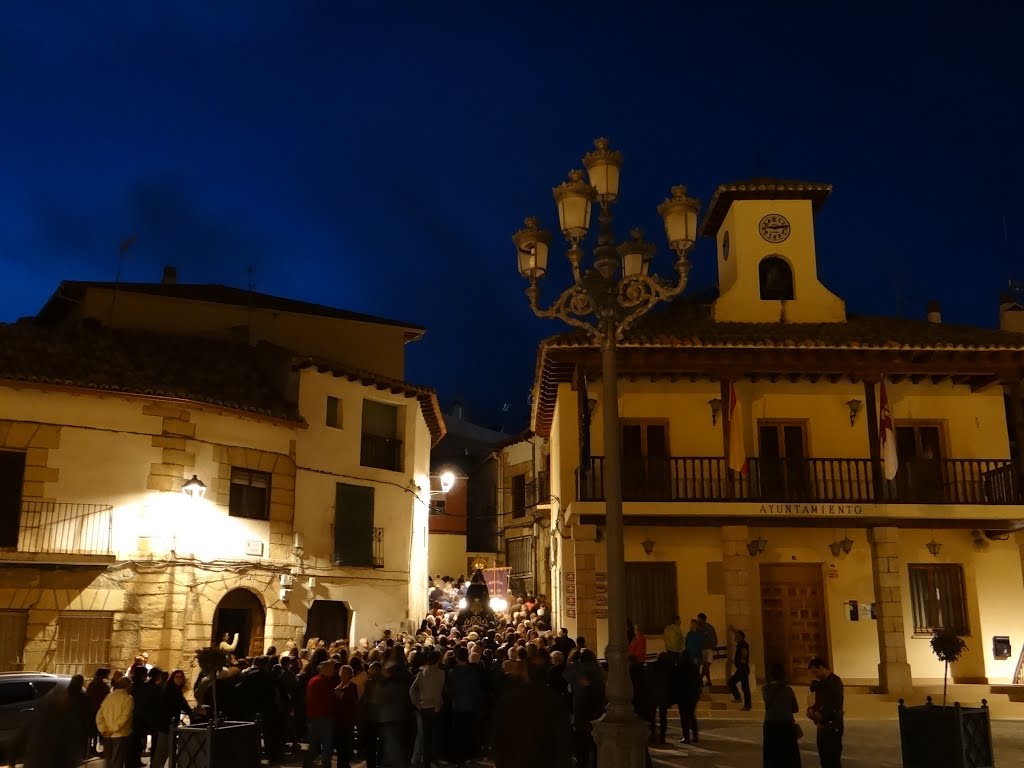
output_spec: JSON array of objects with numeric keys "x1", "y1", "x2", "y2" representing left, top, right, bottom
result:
[{"x1": 529, "y1": 180, "x2": 1024, "y2": 694}]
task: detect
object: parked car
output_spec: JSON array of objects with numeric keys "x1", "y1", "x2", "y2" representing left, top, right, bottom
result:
[{"x1": 0, "y1": 672, "x2": 71, "y2": 762}]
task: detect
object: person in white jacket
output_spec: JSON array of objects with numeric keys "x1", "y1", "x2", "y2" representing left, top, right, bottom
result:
[
  {"x1": 96, "y1": 677, "x2": 134, "y2": 768},
  {"x1": 409, "y1": 650, "x2": 445, "y2": 768}
]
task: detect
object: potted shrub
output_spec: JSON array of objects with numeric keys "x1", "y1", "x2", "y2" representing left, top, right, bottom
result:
[
  {"x1": 897, "y1": 628, "x2": 994, "y2": 768},
  {"x1": 169, "y1": 647, "x2": 262, "y2": 768}
]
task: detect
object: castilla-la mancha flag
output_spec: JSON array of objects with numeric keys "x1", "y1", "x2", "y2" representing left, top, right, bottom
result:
[
  {"x1": 728, "y1": 382, "x2": 748, "y2": 476},
  {"x1": 879, "y1": 376, "x2": 898, "y2": 481}
]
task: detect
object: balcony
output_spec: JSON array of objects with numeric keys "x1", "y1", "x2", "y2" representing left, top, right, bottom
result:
[
  {"x1": 0, "y1": 501, "x2": 114, "y2": 559},
  {"x1": 360, "y1": 433, "x2": 403, "y2": 472},
  {"x1": 333, "y1": 527, "x2": 384, "y2": 569},
  {"x1": 577, "y1": 456, "x2": 1023, "y2": 505}
]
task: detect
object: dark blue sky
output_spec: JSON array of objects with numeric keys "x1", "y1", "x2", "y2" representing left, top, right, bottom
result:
[{"x1": 3, "y1": 2, "x2": 1022, "y2": 431}]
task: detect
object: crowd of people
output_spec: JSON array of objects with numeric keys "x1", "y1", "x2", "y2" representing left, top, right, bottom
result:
[{"x1": 11, "y1": 577, "x2": 842, "y2": 768}]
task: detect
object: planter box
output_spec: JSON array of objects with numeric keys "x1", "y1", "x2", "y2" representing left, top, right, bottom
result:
[
  {"x1": 898, "y1": 697, "x2": 994, "y2": 768},
  {"x1": 171, "y1": 720, "x2": 262, "y2": 768}
]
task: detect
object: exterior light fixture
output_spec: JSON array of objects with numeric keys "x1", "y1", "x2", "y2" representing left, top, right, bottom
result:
[
  {"x1": 552, "y1": 169, "x2": 596, "y2": 242},
  {"x1": 439, "y1": 471, "x2": 456, "y2": 494},
  {"x1": 618, "y1": 228, "x2": 656, "y2": 278},
  {"x1": 582, "y1": 137, "x2": 623, "y2": 204},
  {"x1": 840, "y1": 535, "x2": 854, "y2": 554},
  {"x1": 747, "y1": 535, "x2": 767, "y2": 556},
  {"x1": 182, "y1": 474, "x2": 206, "y2": 500},
  {"x1": 708, "y1": 398, "x2": 723, "y2": 426},
  {"x1": 846, "y1": 399, "x2": 863, "y2": 427},
  {"x1": 926, "y1": 534, "x2": 942, "y2": 557},
  {"x1": 587, "y1": 397, "x2": 598, "y2": 417},
  {"x1": 657, "y1": 185, "x2": 701, "y2": 258},
  {"x1": 513, "y1": 217, "x2": 551, "y2": 280},
  {"x1": 641, "y1": 538, "x2": 655, "y2": 556},
  {"x1": 829, "y1": 539, "x2": 843, "y2": 557}
]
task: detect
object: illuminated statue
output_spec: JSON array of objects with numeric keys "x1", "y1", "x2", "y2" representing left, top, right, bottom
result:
[{"x1": 455, "y1": 569, "x2": 497, "y2": 634}]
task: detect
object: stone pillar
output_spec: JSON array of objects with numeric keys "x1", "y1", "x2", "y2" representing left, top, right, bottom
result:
[
  {"x1": 869, "y1": 527, "x2": 913, "y2": 694},
  {"x1": 722, "y1": 525, "x2": 752, "y2": 680}
]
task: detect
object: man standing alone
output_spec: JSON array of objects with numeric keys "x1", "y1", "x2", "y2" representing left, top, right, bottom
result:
[
  {"x1": 696, "y1": 613, "x2": 717, "y2": 688},
  {"x1": 807, "y1": 657, "x2": 844, "y2": 768},
  {"x1": 662, "y1": 616, "x2": 684, "y2": 661}
]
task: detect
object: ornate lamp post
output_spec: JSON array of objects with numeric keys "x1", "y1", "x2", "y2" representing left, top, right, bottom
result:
[{"x1": 514, "y1": 138, "x2": 699, "y2": 768}]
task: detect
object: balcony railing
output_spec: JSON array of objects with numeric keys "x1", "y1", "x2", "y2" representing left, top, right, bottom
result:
[
  {"x1": 333, "y1": 527, "x2": 384, "y2": 569},
  {"x1": 0, "y1": 501, "x2": 114, "y2": 556},
  {"x1": 577, "y1": 456, "x2": 1023, "y2": 505},
  {"x1": 527, "y1": 472, "x2": 551, "y2": 506},
  {"x1": 360, "y1": 433, "x2": 403, "y2": 472}
]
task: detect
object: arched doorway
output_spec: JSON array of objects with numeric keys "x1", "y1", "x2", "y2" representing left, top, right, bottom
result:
[
  {"x1": 212, "y1": 589, "x2": 266, "y2": 658},
  {"x1": 304, "y1": 600, "x2": 350, "y2": 647}
]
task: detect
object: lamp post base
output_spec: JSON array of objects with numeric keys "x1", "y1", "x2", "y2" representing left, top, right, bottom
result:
[{"x1": 592, "y1": 709, "x2": 649, "y2": 768}]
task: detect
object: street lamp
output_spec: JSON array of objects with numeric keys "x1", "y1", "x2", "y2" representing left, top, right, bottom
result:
[{"x1": 514, "y1": 137, "x2": 699, "y2": 768}]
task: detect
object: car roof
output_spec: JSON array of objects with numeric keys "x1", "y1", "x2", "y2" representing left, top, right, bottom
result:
[{"x1": 0, "y1": 672, "x2": 70, "y2": 681}]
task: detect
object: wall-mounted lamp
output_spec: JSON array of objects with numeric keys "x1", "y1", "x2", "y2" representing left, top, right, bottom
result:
[
  {"x1": 641, "y1": 537, "x2": 655, "y2": 555},
  {"x1": 439, "y1": 470, "x2": 456, "y2": 494},
  {"x1": 846, "y1": 399, "x2": 862, "y2": 427},
  {"x1": 828, "y1": 532, "x2": 854, "y2": 556},
  {"x1": 708, "y1": 398, "x2": 723, "y2": 426},
  {"x1": 926, "y1": 533, "x2": 943, "y2": 557},
  {"x1": 182, "y1": 474, "x2": 206, "y2": 500},
  {"x1": 587, "y1": 397, "x2": 598, "y2": 418},
  {"x1": 747, "y1": 535, "x2": 767, "y2": 556}
]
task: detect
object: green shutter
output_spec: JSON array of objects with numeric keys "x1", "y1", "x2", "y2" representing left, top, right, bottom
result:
[
  {"x1": 0, "y1": 452, "x2": 25, "y2": 548},
  {"x1": 334, "y1": 483, "x2": 374, "y2": 567}
]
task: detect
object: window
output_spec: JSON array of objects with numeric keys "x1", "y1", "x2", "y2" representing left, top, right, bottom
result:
[
  {"x1": 326, "y1": 396, "x2": 342, "y2": 429},
  {"x1": 511, "y1": 474, "x2": 527, "y2": 518},
  {"x1": 507, "y1": 535, "x2": 535, "y2": 595},
  {"x1": 229, "y1": 468, "x2": 271, "y2": 520},
  {"x1": 908, "y1": 564, "x2": 969, "y2": 636},
  {"x1": 333, "y1": 483, "x2": 380, "y2": 568},
  {"x1": 54, "y1": 612, "x2": 113, "y2": 675},
  {"x1": 360, "y1": 400, "x2": 403, "y2": 472},
  {"x1": 0, "y1": 681, "x2": 34, "y2": 706},
  {"x1": 759, "y1": 256, "x2": 794, "y2": 301},
  {"x1": 0, "y1": 451, "x2": 26, "y2": 548},
  {"x1": 431, "y1": 499, "x2": 446, "y2": 516},
  {"x1": 0, "y1": 610, "x2": 26, "y2": 671},
  {"x1": 622, "y1": 421, "x2": 670, "y2": 500},
  {"x1": 625, "y1": 561, "x2": 678, "y2": 636}
]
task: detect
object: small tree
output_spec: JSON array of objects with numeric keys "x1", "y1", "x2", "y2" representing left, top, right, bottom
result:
[
  {"x1": 195, "y1": 647, "x2": 229, "y2": 725},
  {"x1": 930, "y1": 627, "x2": 968, "y2": 706}
]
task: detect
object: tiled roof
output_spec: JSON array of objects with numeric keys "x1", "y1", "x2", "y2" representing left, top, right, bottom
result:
[
  {"x1": 0, "y1": 323, "x2": 302, "y2": 421},
  {"x1": 701, "y1": 178, "x2": 833, "y2": 238},
  {"x1": 546, "y1": 299, "x2": 1024, "y2": 352},
  {"x1": 38, "y1": 281, "x2": 426, "y2": 340},
  {"x1": 294, "y1": 359, "x2": 446, "y2": 446}
]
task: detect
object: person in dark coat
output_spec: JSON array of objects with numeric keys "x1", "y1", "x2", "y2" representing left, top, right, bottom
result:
[
  {"x1": 564, "y1": 649, "x2": 605, "y2": 768},
  {"x1": 127, "y1": 665, "x2": 150, "y2": 768},
  {"x1": 86, "y1": 668, "x2": 111, "y2": 756},
  {"x1": 493, "y1": 657, "x2": 572, "y2": 768},
  {"x1": 150, "y1": 669, "x2": 193, "y2": 768},
  {"x1": 15, "y1": 686, "x2": 83, "y2": 768},
  {"x1": 235, "y1": 655, "x2": 283, "y2": 763},
  {"x1": 138, "y1": 668, "x2": 166, "y2": 763},
  {"x1": 335, "y1": 664, "x2": 360, "y2": 768},
  {"x1": 647, "y1": 653, "x2": 676, "y2": 745},
  {"x1": 65, "y1": 674, "x2": 94, "y2": 762},
  {"x1": 674, "y1": 652, "x2": 701, "y2": 744},
  {"x1": 763, "y1": 664, "x2": 802, "y2": 768}
]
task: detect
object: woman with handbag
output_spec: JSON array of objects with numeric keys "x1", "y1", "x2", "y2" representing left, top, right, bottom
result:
[{"x1": 762, "y1": 664, "x2": 801, "y2": 768}]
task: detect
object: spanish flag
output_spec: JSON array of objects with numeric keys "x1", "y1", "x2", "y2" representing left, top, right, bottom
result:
[{"x1": 728, "y1": 382, "x2": 748, "y2": 476}]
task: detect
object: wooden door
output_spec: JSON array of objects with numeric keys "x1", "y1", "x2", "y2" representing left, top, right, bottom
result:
[
  {"x1": 758, "y1": 423, "x2": 808, "y2": 500},
  {"x1": 622, "y1": 422, "x2": 669, "y2": 500},
  {"x1": 760, "y1": 564, "x2": 828, "y2": 685},
  {"x1": 895, "y1": 424, "x2": 944, "y2": 502}
]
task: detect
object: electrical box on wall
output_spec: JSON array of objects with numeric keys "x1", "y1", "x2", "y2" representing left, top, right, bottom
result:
[{"x1": 993, "y1": 636, "x2": 1011, "y2": 660}]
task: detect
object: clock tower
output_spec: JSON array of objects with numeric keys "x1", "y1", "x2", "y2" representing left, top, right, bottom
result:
[{"x1": 701, "y1": 179, "x2": 846, "y2": 324}]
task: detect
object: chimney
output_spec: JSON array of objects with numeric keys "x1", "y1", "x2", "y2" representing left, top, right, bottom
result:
[
  {"x1": 162, "y1": 266, "x2": 177, "y2": 285},
  {"x1": 1000, "y1": 293, "x2": 1024, "y2": 333},
  {"x1": 926, "y1": 300, "x2": 942, "y2": 324}
]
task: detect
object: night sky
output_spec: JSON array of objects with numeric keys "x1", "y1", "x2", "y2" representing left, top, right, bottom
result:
[{"x1": 3, "y1": 3, "x2": 1022, "y2": 432}]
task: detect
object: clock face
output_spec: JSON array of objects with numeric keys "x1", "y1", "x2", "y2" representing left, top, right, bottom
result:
[
  {"x1": 722, "y1": 231, "x2": 730, "y2": 261},
  {"x1": 759, "y1": 214, "x2": 791, "y2": 243}
]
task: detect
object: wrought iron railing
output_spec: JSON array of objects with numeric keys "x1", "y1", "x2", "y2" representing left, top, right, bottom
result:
[
  {"x1": 360, "y1": 433, "x2": 403, "y2": 472},
  {"x1": 0, "y1": 501, "x2": 113, "y2": 556},
  {"x1": 577, "y1": 456, "x2": 1023, "y2": 505},
  {"x1": 333, "y1": 527, "x2": 384, "y2": 569}
]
